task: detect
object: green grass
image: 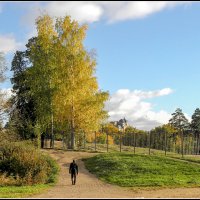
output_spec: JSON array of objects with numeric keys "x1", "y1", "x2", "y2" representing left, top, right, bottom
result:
[
  {"x1": 83, "y1": 152, "x2": 200, "y2": 188},
  {"x1": 0, "y1": 183, "x2": 54, "y2": 198}
]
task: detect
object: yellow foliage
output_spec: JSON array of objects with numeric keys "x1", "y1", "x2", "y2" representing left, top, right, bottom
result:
[
  {"x1": 28, "y1": 14, "x2": 109, "y2": 147},
  {"x1": 86, "y1": 131, "x2": 114, "y2": 144},
  {"x1": 108, "y1": 135, "x2": 114, "y2": 145},
  {"x1": 86, "y1": 132, "x2": 94, "y2": 143}
]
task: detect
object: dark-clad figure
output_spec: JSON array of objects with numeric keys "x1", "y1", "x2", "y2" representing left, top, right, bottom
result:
[{"x1": 69, "y1": 160, "x2": 78, "y2": 185}]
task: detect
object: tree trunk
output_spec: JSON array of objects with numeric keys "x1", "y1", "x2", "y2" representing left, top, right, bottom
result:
[
  {"x1": 70, "y1": 102, "x2": 75, "y2": 150},
  {"x1": 134, "y1": 132, "x2": 136, "y2": 154},
  {"x1": 196, "y1": 134, "x2": 198, "y2": 155},
  {"x1": 120, "y1": 131, "x2": 122, "y2": 152},
  {"x1": 106, "y1": 131, "x2": 108, "y2": 152},
  {"x1": 44, "y1": 128, "x2": 48, "y2": 148},
  {"x1": 84, "y1": 131, "x2": 86, "y2": 150},
  {"x1": 165, "y1": 130, "x2": 167, "y2": 156},
  {"x1": 94, "y1": 131, "x2": 97, "y2": 151},
  {"x1": 44, "y1": 135, "x2": 47, "y2": 148},
  {"x1": 62, "y1": 131, "x2": 65, "y2": 150},
  {"x1": 174, "y1": 138, "x2": 176, "y2": 153},
  {"x1": 197, "y1": 133, "x2": 199, "y2": 155},
  {"x1": 194, "y1": 135, "x2": 196, "y2": 155},
  {"x1": 149, "y1": 131, "x2": 151, "y2": 155},
  {"x1": 71, "y1": 119, "x2": 75, "y2": 150},
  {"x1": 181, "y1": 129, "x2": 184, "y2": 158},
  {"x1": 50, "y1": 113, "x2": 54, "y2": 149},
  {"x1": 41, "y1": 133, "x2": 45, "y2": 149}
]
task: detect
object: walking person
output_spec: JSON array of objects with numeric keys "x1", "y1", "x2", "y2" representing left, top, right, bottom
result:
[{"x1": 69, "y1": 160, "x2": 78, "y2": 185}]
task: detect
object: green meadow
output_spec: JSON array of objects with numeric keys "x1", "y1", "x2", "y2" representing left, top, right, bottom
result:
[{"x1": 83, "y1": 152, "x2": 200, "y2": 188}]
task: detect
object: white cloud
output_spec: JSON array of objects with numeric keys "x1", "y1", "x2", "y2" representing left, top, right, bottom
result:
[
  {"x1": 45, "y1": 1, "x2": 193, "y2": 24},
  {"x1": 104, "y1": 1, "x2": 193, "y2": 23},
  {"x1": 45, "y1": 2, "x2": 103, "y2": 24},
  {"x1": 21, "y1": 1, "x2": 194, "y2": 28},
  {"x1": 105, "y1": 88, "x2": 174, "y2": 131},
  {"x1": 131, "y1": 88, "x2": 173, "y2": 99},
  {"x1": 0, "y1": 34, "x2": 23, "y2": 54},
  {"x1": 19, "y1": 1, "x2": 194, "y2": 43}
]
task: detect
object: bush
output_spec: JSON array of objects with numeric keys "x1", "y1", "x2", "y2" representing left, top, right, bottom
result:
[
  {"x1": 96, "y1": 133, "x2": 106, "y2": 144},
  {"x1": 0, "y1": 140, "x2": 59, "y2": 186},
  {"x1": 0, "y1": 129, "x2": 20, "y2": 143}
]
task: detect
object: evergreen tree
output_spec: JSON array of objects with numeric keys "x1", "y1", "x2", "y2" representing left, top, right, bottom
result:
[
  {"x1": 9, "y1": 50, "x2": 36, "y2": 139},
  {"x1": 169, "y1": 108, "x2": 190, "y2": 157},
  {"x1": 169, "y1": 108, "x2": 189, "y2": 130},
  {"x1": 191, "y1": 108, "x2": 200, "y2": 154}
]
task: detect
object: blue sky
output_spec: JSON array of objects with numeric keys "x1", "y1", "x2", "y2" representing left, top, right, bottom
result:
[{"x1": 0, "y1": 1, "x2": 200, "y2": 130}]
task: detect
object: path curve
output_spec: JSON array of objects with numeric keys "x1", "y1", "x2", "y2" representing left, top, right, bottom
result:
[{"x1": 31, "y1": 149, "x2": 200, "y2": 198}]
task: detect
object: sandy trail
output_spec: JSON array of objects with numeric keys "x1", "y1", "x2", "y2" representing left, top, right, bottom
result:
[{"x1": 31, "y1": 149, "x2": 200, "y2": 198}]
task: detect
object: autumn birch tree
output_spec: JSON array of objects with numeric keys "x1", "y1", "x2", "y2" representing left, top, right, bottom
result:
[{"x1": 52, "y1": 16, "x2": 109, "y2": 149}]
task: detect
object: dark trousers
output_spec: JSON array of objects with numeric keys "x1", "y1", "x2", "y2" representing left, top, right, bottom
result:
[{"x1": 71, "y1": 173, "x2": 76, "y2": 185}]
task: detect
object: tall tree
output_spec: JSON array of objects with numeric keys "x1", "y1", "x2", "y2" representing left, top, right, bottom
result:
[
  {"x1": 169, "y1": 108, "x2": 190, "y2": 157},
  {"x1": 26, "y1": 17, "x2": 58, "y2": 148},
  {"x1": 53, "y1": 16, "x2": 109, "y2": 149},
  {"x1": 191, "y1": 108, "x2": 200, "y2": 154},
  {"x1": 27, "y1": 15, "x2": 109, "y2": 150},
  {"x1": 27, "y1": 26, "x2": 55, "y2": 135},
  {"x1": 9, "y1": 50, "x2": 36, "y2": 139}
]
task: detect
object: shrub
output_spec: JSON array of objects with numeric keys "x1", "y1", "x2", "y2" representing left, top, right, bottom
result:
[
  {"x1": 0, "y1": 173, "x2": 16, "y2": 186},
  {"x1": 0, "y1": 141, "x2": 59, "y2": 186}
]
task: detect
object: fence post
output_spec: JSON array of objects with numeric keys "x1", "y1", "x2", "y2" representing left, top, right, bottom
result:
[{"x1": 165, "y1": 130, "x2": 167, "y2": 156}]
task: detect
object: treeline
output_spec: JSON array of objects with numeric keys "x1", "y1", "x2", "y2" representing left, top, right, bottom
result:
[
  {"x1": 120, "y1": 108, "x2": 200, "y2": 156},
  {"x1": 82, "y1": 108, "x2": 200, "y2": 156},
  {"x1": 5, "y1": 14, "x2": 109, "y2": 150}
]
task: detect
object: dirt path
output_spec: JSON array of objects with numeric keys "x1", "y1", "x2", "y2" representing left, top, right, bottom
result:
[{"x1": 31, "y1": 149, "x2": 200, "y2": 198}]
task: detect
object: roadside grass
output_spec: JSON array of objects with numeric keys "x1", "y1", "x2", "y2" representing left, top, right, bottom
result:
[
  {"x1": 0, "y1": 183, "x2": 55, "y2": 198},
  {"x1": 83, "y1": 152, "x2": 200, "y2": 188}
]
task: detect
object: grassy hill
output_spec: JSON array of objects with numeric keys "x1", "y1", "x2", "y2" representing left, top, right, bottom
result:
[{"x1": 83, "y1": 152, "x2": 200, "y2": 188}]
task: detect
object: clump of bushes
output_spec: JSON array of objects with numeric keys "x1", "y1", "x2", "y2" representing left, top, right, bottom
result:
[{"x1": 0, "y1": 140, "x2": 59, "y2": 186}]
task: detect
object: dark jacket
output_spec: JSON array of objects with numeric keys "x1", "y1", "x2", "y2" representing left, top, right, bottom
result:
[{"x1": 69, "y1": 162, "x2": 78, "y2": 174}]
